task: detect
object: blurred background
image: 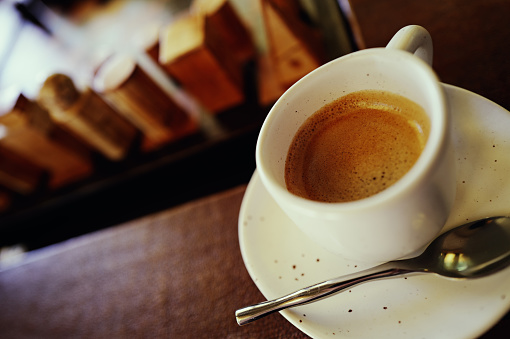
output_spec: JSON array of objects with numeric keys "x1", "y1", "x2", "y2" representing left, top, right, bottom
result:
[{"x1": 0, "y1": 0, "x2": 354, "y2": 251}]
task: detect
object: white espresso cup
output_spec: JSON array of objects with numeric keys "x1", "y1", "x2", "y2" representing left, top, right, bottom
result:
[{"x1": 256, "y1": 25, "x2": 456, "y2": 263}]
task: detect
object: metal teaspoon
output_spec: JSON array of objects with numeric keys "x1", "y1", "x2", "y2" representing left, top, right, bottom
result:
[{"x1": 236, "y1": 216, "x2": 510, "y2": 326}]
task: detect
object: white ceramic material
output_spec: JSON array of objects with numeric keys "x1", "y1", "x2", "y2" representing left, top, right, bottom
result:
[
  {"x1": 240, "y1": 84, "x2": 510, "y2": 338},
  {"x1": 255, "y1": 25, "x2": 456, "y2": 262}
]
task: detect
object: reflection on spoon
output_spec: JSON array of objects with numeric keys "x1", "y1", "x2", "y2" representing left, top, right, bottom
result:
[{"x1": 236, "y1": 216, "x2": 510, "y2": 326}]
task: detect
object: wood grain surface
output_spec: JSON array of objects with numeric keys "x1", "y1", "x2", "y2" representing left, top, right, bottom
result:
[
  {"x1": 0, "y1": 184, "x2": 507, "y2": 338},
  {"x1": 0, "y1": 186, "x2": 309, "y2": 338}
]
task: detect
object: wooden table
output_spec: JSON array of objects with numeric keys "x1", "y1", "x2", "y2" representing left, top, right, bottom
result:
[
  {"x1": 1, "y1": 0, "x2": 510, "y2": 338},
  {"x1": 0, "y1": 185, "x2": 302, "y2": 338},
  {"x1": 0, "y1": 184, "x2": 508, "y2": 338}
]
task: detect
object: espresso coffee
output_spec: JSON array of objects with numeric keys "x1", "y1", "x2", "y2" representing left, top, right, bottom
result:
[{"x1": 285, "y1": 90, "x2": 430, "y2": 202}]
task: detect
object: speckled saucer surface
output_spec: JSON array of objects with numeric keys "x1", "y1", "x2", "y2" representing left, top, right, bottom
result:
[{"x1": 239, "y1": 84, "x2": 510, "y2": 339}]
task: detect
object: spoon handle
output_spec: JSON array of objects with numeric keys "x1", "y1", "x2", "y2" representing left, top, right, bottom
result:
[{"x1": 236, "y1": 264, "x2": 411, "y2": 326}]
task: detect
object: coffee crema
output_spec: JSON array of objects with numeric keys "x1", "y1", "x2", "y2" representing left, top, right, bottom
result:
[{"x1": 285, "y1": 90, "x2": 430, "y2": 203}]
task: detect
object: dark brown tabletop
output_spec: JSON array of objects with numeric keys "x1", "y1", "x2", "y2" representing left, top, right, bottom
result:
[
  {"x1": 0, "y1": 185, "x2": 305, "y2": 338},
  {"x1": 0, "y1": 183, "x2": 508, "y2": 338}
]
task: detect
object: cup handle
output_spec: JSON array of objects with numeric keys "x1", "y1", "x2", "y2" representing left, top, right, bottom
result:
[{"x1": 386, "y1": 25, "x2": 433, "y2": 66}]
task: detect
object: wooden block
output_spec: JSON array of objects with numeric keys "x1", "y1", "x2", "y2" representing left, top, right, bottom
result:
[
  {"x1": 159, "y1": 14, "x2": 244, "y2": 113},
  {"x1": 191, "y1": 0, "x2": 256, "y2": 66},
  {"x1": 0, "y1": 144, "x2": 46, "y2": 195},
  {"x1": 261, "y1": 0, "x2": 325, "y2": 87},
  {"x1": 0, "y1": 93, "x2": 93, "y2": 189},
  {"x1": 38, "y1": 74, "x2": 138, "y2": 161},
  {"x1": 94, "y1": 54, "x2": 198, "y2": 151},
  {"x1": 256, "y1": 52, "x2": 288, "y2": 106}
]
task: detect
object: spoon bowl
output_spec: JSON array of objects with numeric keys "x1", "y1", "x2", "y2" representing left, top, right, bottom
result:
[
  {"x1": 412, "y1": 217, "x2": 510, "y2": 278},
  {"x1": 236, "y1": 216, "x2": 510, "y2": 326}
]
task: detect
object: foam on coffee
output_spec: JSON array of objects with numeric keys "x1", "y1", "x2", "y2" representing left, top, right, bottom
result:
[{"x1": 285, "y1": 90, "x2": 430, "y2": 203}]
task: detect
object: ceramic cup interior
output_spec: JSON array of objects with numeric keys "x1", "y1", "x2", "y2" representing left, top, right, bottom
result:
[{"x1": 257, "y1": 48, "x2": 446, "y2": 210}]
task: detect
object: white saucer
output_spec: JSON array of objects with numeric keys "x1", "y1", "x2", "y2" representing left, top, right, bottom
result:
[{"x1": 238, "y1": 84, "x2": 510, "y2": 339}]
